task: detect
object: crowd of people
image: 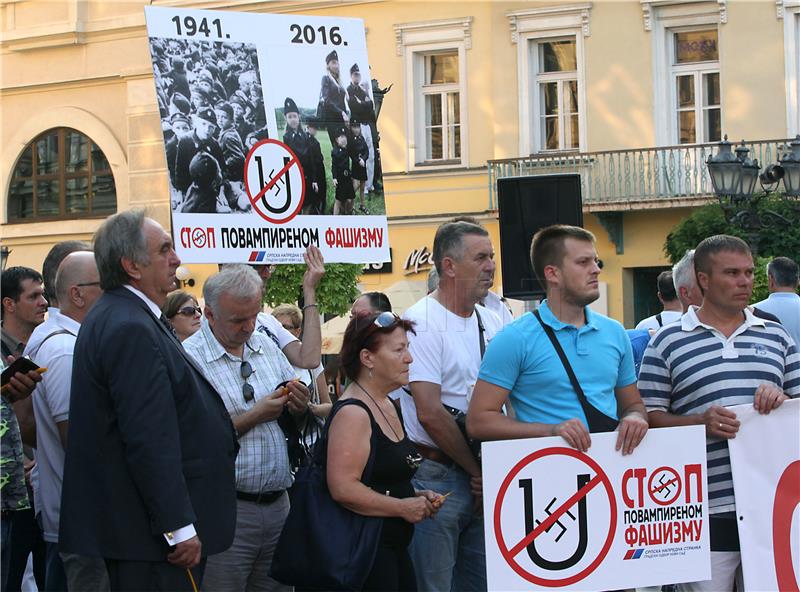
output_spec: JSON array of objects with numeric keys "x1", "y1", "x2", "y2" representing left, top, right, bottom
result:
[{"x1": 1, "y1": 210, "x2": 798, "y2": 592}]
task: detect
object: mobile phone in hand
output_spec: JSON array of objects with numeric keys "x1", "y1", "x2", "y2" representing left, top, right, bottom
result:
[{"x1": 1, "y1": 356, "x2": 43, "y2": 387}]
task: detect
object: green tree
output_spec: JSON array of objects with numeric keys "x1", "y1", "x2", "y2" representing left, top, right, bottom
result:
[
  {"x1": 264, "y1": 262, "x2": 361, "y2": 316},
  {"x1": 665, "y1": 195, "x2": 800, "y2": 263}
]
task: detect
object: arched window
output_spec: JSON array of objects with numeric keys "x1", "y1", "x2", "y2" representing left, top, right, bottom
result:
[{"x1": 7, "y1": 128, "x2": 117, "y2": 222}]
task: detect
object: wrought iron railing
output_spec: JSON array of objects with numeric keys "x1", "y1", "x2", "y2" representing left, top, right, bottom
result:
[{"x1": 487, "y1": 139, "x2": 793, "y2": 209}]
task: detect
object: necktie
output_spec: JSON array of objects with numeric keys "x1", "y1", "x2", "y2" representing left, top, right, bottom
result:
[{"x1": 160, "y1": 314, "x2": 179, "y2": 341}]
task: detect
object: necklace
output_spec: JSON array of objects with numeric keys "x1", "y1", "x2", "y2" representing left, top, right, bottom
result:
[{"x1": 353, "y1": 379, "x2": 402, "y2": 441}]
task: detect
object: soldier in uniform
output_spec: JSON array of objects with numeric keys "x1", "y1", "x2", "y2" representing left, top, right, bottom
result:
[
  {"x1": 331, "y1": 126, "x2": 354, "y2": 215},
  {"x1": 214, "y1": 102, "x2": 246, "y2": 183},
  {"x1": 305, "y1": 116, "x2": 327, "y2": 215},
  {"x1": 173, "y1": 107, "x2": 225, "y2": 195},
  {"x1": 348, "y1": 119, "x2": 369, "y2": 214},
  {"x1": 181, "y1": 152, "x2": 222, "y2": 214},
  {"x1": 282, "y1": 97, "x2": 318, "y2": 216},
  {"x1": 347, "y1": 63, "x2": 377, "y2": 194},
  {"x1": 319, "y1": 50, "x2": 349, "y2": 146}
]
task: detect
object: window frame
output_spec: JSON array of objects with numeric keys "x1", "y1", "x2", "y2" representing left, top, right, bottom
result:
[
  {"x1": 508, "y1": 5, "x2": 591, "y2": 156},
  {"x1": 418, "y1": 50, "x2": 462, "y2": 164},
  {"x1": 668, "y1": 26, "x2": 722, "y2": 145},
  {"x1": 6, "y1": 127, "x2": 117, "y2": 224},
  {"x1": 396, "y1": 17, "x2": 472, "y2": 171},
  {"x1": 784, "y1": 1, "x2": 800, "y2": 135}
]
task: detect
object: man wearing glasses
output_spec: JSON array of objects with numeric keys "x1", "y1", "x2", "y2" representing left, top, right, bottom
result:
[{"x1": 183, "y1": 265, "x2": 310, "y2": 592}]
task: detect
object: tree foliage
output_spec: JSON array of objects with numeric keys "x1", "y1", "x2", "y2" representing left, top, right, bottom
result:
[
  {"x1": 264, "y1": 263, "x2": 361, "y2": 316},
  {"x1": 664, "y1": 195, "x2": 800, "y2": 264}
]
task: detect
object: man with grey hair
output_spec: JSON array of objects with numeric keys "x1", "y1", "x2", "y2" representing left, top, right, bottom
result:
[
  {"x1": 753, "y1": 256, "x2": 800, "y2": 347},
  {"x1": 23, "y1": 252, "x2": 107, "y2": 592},
  {"x1": 183, "y1": 265, "x2": 310, "y2": 592},
  {"x1": 401, "y1": 220, "x2": 503, "y2": 592},
  {"x1": 672, "y1": 249, "x2": 704, "y2": 313},
  {"x1": 60, "y1": 210, "x2": 238, "y2": 591}
]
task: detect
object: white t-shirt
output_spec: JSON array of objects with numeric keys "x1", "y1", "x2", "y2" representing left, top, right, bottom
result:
[
  {"x1": 256, "y1": 312, "x2": 299, "y2": 350},
  {"x1": 480, "y1": 291, "x2": 513, "y2": 326},
  {"x1": 400, "y1": 296, "x2": 502, "y2": 448},
  {"x1": 635, "y1": 310, "x2": 682, "y2": 332}
]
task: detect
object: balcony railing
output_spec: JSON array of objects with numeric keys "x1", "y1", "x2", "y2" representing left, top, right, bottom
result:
[{"x1": 487, "y1": 139, "x2": 792, "y2": 210}]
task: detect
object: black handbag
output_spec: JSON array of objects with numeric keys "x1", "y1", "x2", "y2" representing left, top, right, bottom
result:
[
  {"x1": 270, "y1": 399, "x2": 383, "y2": 591},
  {"x1": 533, "y1": 310, "x2": 619, "y2": 433}
]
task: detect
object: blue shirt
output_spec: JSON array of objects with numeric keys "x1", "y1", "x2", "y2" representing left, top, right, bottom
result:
[
  {"x1": 753, "y1": 292, "x2": 800, "y2": 349},
  {"x1": 627, "y1": 329, "x2": 652, "y2": 377},
  {"x1": 478, "y1": 301, "x2": 636, "y2": 429}
]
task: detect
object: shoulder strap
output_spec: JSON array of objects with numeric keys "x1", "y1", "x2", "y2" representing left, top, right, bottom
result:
[
  {"x1": 656, "y1": 312, "x2": 663, "y2": 327},
  {"x1": 316, "y1": 398, "x2": 379, "y2": 481},
  {"x1": 533, "y1": 310, "x2": 593, "y2": 414},
  {"x1": 28, "y1": 328, "x2": 76, "y2": 361},
  {"x1": 475, "y1": 307, "x2": 486, "y2": 359}
]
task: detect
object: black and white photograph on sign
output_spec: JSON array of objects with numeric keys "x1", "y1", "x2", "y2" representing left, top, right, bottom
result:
[
  {"x1": 268, "y1": 45, "x2": 386, "y2": 217},
  {"x1": 149, "y1": 36, "x2": 268, "y2": 214}
]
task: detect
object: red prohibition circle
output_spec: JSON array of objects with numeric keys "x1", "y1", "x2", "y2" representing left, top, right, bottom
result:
[
  {"x1": 243, "y1": 138, "x2": 306, "y2": 225},
  {"x1": 493, "y1": 447, "x2": 617, "y2": 587},
  {"x1": 647, "y1": 466, "x2": 682, "y2": 507}
]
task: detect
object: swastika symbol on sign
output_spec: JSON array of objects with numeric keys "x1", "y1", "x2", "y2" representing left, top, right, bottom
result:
[
  {"x1": 244, "y1": 139, "x2": 305, "y2": 224},
  {"x1": 534, "y1": 497, "x2": 576, "y2": 543}
]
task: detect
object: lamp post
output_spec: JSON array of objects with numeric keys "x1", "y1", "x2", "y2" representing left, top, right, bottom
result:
[
  {"x1": 706, "y1": 134, "x2": 800, "y2": 255},
  {"x1": 0, "y1": 246, "x2": 10, "y2": 271}
]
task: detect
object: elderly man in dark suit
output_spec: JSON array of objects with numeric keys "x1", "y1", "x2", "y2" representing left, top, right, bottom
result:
[{"x1": 59, "y1": 209, "x2": 238, "y2": 591}]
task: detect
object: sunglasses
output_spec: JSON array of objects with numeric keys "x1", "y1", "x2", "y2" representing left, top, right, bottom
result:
[
  {"x1": 373, "y1": 311, "x2": 401, "y2": 328},
  {"x1": 177, "y1": 306, "x2": 202, "y2": 317},
  {"x1": 240, "y1": 360, "x2": 255, "y2": 403}
]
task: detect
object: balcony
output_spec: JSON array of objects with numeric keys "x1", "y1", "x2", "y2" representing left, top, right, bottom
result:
[{"x1": 487, "y1": 139, "x2": 792, "y2": 212}]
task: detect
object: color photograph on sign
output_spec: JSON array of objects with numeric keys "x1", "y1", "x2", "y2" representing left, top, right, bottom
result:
[
  {"x1": 144, "y1": 6, "x2": 389, "y2": 264},
  {"x1": 482, "y1": 426, "x2": 711, "y2": 591}
]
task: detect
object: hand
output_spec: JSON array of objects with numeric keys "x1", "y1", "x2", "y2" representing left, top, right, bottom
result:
[
  {"x1": 701, "y1": 405, "x2": 740, "y2": 439},
  {"x1": 416, "y1": 490, "x2": 442, "y2": 515},
  {"x1": 253, "y1": 389, "x2": 289, "y2": 423},
  {"x1": 615, "y1": 412, "x2": 649, "y2": 455},
  {"x1": 469, "y1": 475, "x2": 483, "y2": 511},
  {"x1": 398, "y1": 496, "x2": 434, "y2": 524},
  {"x1": 285, "y1": 381, "x2": 310, "y2": 416},
  {"x1": 552, "y1": 418, "x2": 591, "y2": 452},
  {"x1": 753, "y1": 383, "x2": 788, "y2": 415},
  {"x1": 302, "y1": 244, "x2": 325, "y2": 292},
  {"x1": 167, "y1": 535, "x2": 201, "y2": 569},
  {"x1": 3, "y1": 368, "x2": 43, "y2": 403}
]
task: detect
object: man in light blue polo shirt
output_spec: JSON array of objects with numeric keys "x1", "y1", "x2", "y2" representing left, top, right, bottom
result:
[
  {"x1": 753, "y1": 256, "x2": 800, "y2": 347},
  {"x1": 467, "y1": 224, "x2": 649, "y2": 455}
]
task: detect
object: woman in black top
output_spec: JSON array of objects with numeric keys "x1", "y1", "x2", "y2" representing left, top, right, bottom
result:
[{"x1": 327, "y1": 312, "x2": 444, "y2": 591}]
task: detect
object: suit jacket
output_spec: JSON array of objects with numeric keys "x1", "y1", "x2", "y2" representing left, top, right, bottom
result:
[{"x1": 59, "y1": 288, "x2": 238, "y2": 561}]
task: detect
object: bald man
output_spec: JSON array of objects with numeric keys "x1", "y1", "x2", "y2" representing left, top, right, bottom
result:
[{"x1": 23, "y1": 252, "x2": 108, "y2": 592}]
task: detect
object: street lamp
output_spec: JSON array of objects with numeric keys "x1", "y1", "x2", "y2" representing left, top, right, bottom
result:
[
  {"x1": 0, "y1": 246, "x2": 10, "y2": 271},
  {"x1": 706, "y1": 135, "x2": 800, "y2": 255}
]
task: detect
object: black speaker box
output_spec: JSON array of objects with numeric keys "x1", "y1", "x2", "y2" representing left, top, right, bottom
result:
[{"x1": 497, "y1": 174, "x2": 583, "y2": 300}]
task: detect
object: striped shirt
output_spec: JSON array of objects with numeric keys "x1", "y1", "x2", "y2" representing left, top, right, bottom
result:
[
  {"x1": 638, "y1": 306, "x2": 800, "y2": 514},
  {"x1": 184, "y1": 320, "x2": 296, "y2": 494}
]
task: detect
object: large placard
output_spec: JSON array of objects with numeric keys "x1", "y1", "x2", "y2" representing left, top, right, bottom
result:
[
  {"x1": 482, "y1": 426, "x2": 710, "y2": 591},
  {"x1": 145, "y1": 6, "x2": 389, "y2": 263},
  {"x1": 728, "y1": 399, "x2": 800, "y2": 592}
]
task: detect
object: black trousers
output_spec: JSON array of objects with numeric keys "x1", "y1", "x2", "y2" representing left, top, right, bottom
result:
[
  {"x1": 104, "y1": 557, "x2": 206, "y2": 592},
  {"x1": 5, "y1": 508, "x2": 45, "y2": 592},
  {"x1": 361, "y1": 544, "x2": 416, "y2": 592}
]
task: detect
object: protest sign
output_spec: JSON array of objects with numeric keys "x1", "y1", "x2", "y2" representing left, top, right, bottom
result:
[
  {"x1": 728, "y1": 398, "x2": 800, "y2": 592},
  {"x1": 144, "y1": 6, "x2": 389, "y2": 263},
  {"x1": 482, "y1": 426, "x2": 710, "y2": 591}
]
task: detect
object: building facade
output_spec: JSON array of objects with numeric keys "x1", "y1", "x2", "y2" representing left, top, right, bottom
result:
[{"x1": 2, "y1": 0, "x2": 798, "y2": 325}]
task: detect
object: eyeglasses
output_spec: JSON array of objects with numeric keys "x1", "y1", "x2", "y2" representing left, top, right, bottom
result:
[
  {"x1": 75, "y1": 282, "x2": 101, "y2": 287},
  {"x1": 177, "y1": 306, "x2": 202, "y2": 317},
  {"x1": 373, "y1": 311, "x2": 401, "y2": 328},
  {"x1": 281, "y1": 324, "x2": 299, "y2": 332},
  {"x1": 240, "y1": 360, "x2": 255, "y2": 403}
]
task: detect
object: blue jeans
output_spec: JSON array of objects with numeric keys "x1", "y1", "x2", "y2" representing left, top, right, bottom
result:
[{"x1": 409, "y1": 460, "x2": 486, "y2": 592}]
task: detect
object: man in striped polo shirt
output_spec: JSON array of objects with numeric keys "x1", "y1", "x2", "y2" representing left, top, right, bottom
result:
[{"x1": 638, "y1": 235, "x2": 800, "y2": 592}]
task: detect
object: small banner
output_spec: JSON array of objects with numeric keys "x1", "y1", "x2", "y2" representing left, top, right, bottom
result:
[
  {"x1": 728, "y1": 398, "x2": 800, "y2": 592},
  {"x1": 482, "y1": 426, "x2": 711, "y2": 591}
]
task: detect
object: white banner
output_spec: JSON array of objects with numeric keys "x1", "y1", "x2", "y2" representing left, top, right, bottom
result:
[
  {"x1": 728, "y1": 398, "x2": 800, "y2": 592},
  {"x1": 482, "y1": 426, "x2": 710, "y2": 591},
  {"x1": 144, "y1": 6, "x2": 389, "y2": 263}
]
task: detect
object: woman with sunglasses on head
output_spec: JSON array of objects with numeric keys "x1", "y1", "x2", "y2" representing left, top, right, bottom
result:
[
  {"x1": 326, "y1": 311, "x2": 443, "y2": 592},
  {"x1": 161, "y1": 290, "x2": 202, "y2": 342}
]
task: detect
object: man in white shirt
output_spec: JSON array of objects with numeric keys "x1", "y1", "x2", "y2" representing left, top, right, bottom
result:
[
  {"x1": 635, "y1": 270, "x2": 682, "y2": 331},
  {"x1": 24, "y1": 252, "x2": 108, "y2": 591},
  {"x1": 401, "y1": 220, "x2": 502, "y2": 592},
  {"x1": 753, "y1": 256, "x2": 800, "y2": 347}
]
